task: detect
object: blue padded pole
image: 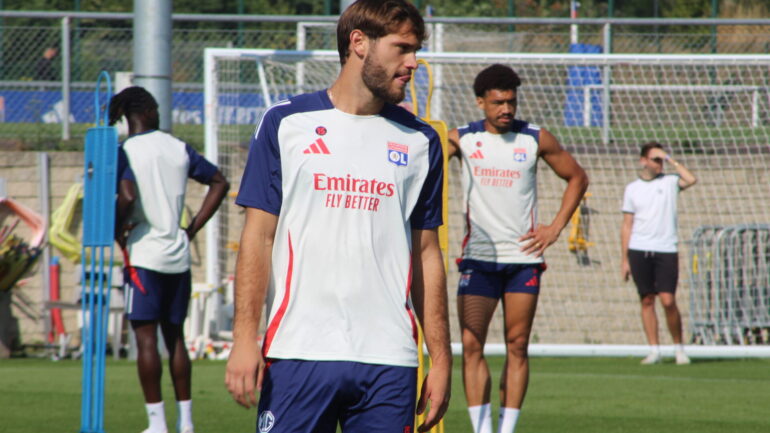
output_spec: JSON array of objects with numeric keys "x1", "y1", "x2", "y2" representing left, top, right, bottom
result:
[
  {"x1": 79, "y1": 70, "x2": 117, "y2": 433},
  {"x1": 79, "y1": 249, "x2": 90, "y2": 430}
]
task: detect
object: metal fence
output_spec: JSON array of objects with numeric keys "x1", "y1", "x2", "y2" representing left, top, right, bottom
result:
[
  {"x1": 690, "y1": 225, "x2": 770, "y2": 345},
  {"x1": 1, "y1": 12, "x2": 770, "y2": 150}
]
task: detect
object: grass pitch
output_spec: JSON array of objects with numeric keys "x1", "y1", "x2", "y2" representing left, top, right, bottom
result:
[{"x1": 1, "y1": 356, "x2": 769, "y2": 433}]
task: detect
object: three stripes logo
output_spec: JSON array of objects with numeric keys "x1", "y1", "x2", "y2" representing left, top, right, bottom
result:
[
  {"x1": 525, "y1": 268, "x2": 540, "y2": 287},
  {"x1": 469, "y1": 149, "x2": 484, "y2": 159},
  {"x1": 303, "y1": 138, "x2": 331, "y2": 155}
]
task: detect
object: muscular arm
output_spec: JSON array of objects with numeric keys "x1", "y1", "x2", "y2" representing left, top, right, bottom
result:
[
  {"x1": 521, "y1": 128, "x2": 589, "y2": 256},
  {"x1": 410, "y1": 228, "x2": 451, "y2": 432},
  {"x1": 446, "y1": 128, "x2": 461, "y2": 159},
  {"x1": 225, "y1": 208, "x2": 277, "y2": 409},
  {"x1": 186, "y1": 170, "x2": 230, "y2": 240},
  {"x1": 621, "y1": 212, "x2": 634, "y2": 281}
]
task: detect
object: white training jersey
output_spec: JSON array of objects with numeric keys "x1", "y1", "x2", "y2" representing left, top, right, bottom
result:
[
  {"x1": 236, "y1": 90, "x2": 443, "y2": 368},
  {"x1": 122, "y1": 130, "x2": 218, "y2": 273},
  {"x1": 622, "y1": 174, "x2": 680, "y2": 253},
  {"x1": 458, "y1": 119, "x2": 543, "y2": 264}
]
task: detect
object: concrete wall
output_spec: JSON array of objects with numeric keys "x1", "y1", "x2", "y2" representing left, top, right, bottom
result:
[{"x1": 3, "y1": 150, "x2": 770, "y2": 353}]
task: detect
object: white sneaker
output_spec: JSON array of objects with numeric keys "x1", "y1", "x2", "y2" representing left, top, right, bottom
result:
[
  {"x1": 675, "y1": 351, "x2": 691, "y2": 365},
  {"x1": 179, "y1": 426, "x2": 194, "y2": 433},
  {"x1": 141, "y1": 429, "x2": 167, "y2": 433},
  {"x1": 640, "y1": 352, "x2": 662, "y2": 365}
]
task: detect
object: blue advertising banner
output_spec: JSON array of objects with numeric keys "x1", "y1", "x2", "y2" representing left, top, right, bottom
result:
[{"x1": 0, "y1": 90, "x2": 269, "y2": 125}]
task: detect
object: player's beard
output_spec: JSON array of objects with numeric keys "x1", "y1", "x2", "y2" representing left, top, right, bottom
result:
[{"x1": 362, "y1": 53, "x2": 405, "y2": 105}]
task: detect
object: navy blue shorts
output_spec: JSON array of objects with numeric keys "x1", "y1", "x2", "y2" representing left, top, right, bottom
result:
[
  {"x1": 457, "y1": 259, "x2": 546, "y2": 297},
  {"x1": 256, "y1": 360, "x2": 417, "y2": 433},
  {"x1": 125, "y1": 267, "x2": 191, "y2": 324}
]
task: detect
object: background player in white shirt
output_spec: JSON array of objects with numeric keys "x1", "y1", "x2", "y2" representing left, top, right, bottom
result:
[
  {"x1": 111, "y1": 87, "x2": 230, "y2": 433},
  {"x1": 621, "y1": 142, "x2": 697, "y2": 365},
  {"x1": 447, "y1": 65, "x2": 588, "y2": 433},
  {"x1": 225, "y1": 1, "x2": 451, "y2": 432}
]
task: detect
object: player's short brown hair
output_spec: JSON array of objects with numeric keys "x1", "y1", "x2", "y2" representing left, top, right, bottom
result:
[
  {"x1": 336, "y1": 0, "x2": 426, "y2": 65},
  {"x1": 640, "y1": 141, "x2": 664, "y2": 157},
  {"x1": 473, "y1": 64, "x2": 521, "y2": 97}
]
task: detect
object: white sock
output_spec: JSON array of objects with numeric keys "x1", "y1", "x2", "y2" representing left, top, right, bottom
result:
[
  {"x1": 675, "y1": 344, "x2": 685, "y2": 354},
  {"x1": 649, "y1": 345, "x2": 660, "y2": 355},
  {"x1": 177, "y1": 400, "x2": 193, "y2": 431},
  {"x1": 467, "y1": 403, "x2": 493, "y2": 433},
  {"x1": 145, "y1": 401, "x2": 167, "y2": 433},
  {"x1": 497, "y1": 407, "x2": 521, "y2": 433}
]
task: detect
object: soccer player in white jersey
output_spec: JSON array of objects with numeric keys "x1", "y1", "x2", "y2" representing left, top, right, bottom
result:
[
  {"x1": 447, "y1": 64, "x2": 588, "y2": 433},
  {"x1": 111, "y1": 87, "x2": 230, "y2": 433},
  {"x1": 225, "y1": 1, "x2": 451, "y2": 432},
  {"x1": 621, "y1": 142, "x2": 697, "y2": 365}
]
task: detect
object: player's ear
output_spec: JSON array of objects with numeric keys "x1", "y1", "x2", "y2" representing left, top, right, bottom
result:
[
  {"x1": 349, "y1": 29, "x2": 368, "y2": 60},
  {"x1": 475, "y1": 95, "x2": 485, "y2": 110}
]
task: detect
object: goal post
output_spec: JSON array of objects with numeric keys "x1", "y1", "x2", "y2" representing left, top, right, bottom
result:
[{"x1": 204, "y1": 48, "x2": 770, "y2": 358}]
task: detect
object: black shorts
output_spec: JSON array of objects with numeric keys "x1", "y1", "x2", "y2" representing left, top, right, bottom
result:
[{"x1": 627, "y1": 249, "x2": 678, "y2": 298}]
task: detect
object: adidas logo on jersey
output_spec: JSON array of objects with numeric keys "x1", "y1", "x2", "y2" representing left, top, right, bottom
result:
[
  {"x1": 303, "y1": 138, "x2": 331, "y2": 154},
  {"x1": 469, "y1": 149, "x2": 484, "y2": 159}
]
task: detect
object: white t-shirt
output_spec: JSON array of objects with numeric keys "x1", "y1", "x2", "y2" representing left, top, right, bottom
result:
[
  {"x1": 235, "y1": 90, "x2": 443, "y2": 368},
  {"x1": 457, "y1": 119, "x2": 543, "y2": 264},
  {"x1": 622, "y1": 174, "x2": 680, "y2": 253},
  {"x1": 122, "y1": 130, "x2": 218, "y2": 273}
]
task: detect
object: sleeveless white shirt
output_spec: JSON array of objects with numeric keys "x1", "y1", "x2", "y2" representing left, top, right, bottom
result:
[{"x1": 458, "y1": 119, "x2": 543, "y2": 264}]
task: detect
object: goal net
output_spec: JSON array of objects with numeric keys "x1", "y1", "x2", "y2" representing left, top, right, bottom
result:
[{"x1": 204, "y1": 48, "x2": 770, "y2": 356}]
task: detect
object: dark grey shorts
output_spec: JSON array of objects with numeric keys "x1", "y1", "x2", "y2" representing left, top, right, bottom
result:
[{"x1": 627, "y1": 249, "x2": 678, "y2": 298}]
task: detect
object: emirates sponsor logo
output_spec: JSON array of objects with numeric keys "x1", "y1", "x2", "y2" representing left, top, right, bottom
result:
[
  {"x1": 313, "y1": 173, "x2": 396, "y2": 212},
  {"x1": 473, "y1": 166, "x2": 520, "y2": 187}
]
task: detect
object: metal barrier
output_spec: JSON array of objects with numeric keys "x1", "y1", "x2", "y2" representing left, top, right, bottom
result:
[{"x1": 689, "y1": 225, "x2": 770, "y2": 345}]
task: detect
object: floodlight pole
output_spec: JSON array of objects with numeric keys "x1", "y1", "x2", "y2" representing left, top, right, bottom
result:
[{"x1": 133, "y1": 0, "x2": 173, "y2": 132}]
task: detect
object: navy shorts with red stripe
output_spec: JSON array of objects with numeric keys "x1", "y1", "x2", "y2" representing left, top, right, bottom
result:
[
  {"x1": 256, "y1": 359, "x2": 417, "y2": 433},
  {"x1": 125, "y1": 267, "x2": 191, "y2": 324},
  {"x1": 457, "y1": 258, "x2": 546, "y2": 297}
]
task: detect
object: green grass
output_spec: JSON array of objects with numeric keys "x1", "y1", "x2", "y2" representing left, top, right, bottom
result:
[
  {"x1": 0, "y1": 124, "x2": 207, "y2": 152},
  {"x1": 1, "y1": 356, "x2": 769, "y2": 432},
  {"x1": 4, "y1": 122, "x2": 770, "y2": 153}
]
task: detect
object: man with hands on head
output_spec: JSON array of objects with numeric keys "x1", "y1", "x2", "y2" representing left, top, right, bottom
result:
[{"x1": 621, "y1": 142, "x2": 697, "y2": 365}]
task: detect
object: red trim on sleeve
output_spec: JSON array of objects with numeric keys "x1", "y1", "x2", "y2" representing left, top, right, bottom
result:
[{"x1": 262, "y1": 231, "x2": 294, "y2": 357}]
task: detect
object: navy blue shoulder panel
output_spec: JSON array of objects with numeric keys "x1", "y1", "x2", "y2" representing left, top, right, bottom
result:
[
  {"x1": 457, "y1": 119, "x2": 485, "y2": 138},
  {"x1": 269, "y1": 89, "x2": 333, "y2": 120},
  {"x1": 511, "y1": 119, "x2": 540, "y2": 143},
  {"x1": 379, "y1": 103, "x2": 440, "y2": 143}
]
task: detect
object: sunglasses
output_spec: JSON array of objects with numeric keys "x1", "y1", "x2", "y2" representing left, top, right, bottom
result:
[{"x1": 651, "y1": 157, "x2": 664, "y2": 164}]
